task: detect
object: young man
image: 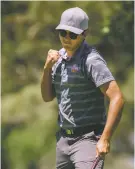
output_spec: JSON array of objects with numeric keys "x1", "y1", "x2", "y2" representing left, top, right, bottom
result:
[{"x1": 41, "y1": 7, "x2": 124, "y2": 169}]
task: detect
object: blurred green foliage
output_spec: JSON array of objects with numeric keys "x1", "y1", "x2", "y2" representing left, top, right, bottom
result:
[{"x1": 1, "y1": 1, "x2": 134, "y2": 169}]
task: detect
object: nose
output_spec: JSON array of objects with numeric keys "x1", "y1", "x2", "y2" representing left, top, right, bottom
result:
[{"x1": 64, "y1": 32, "x2": 70, "y2": 39}]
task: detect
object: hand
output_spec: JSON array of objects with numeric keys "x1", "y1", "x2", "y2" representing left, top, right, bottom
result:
[
  {"x1": 96, "y1": 137, "x2": 110, "y2": 158},
  {"x1": 44, "y1": 49, "x2": 60, "y2": 69}
]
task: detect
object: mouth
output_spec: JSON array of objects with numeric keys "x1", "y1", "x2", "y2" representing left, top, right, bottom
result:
[
  {"x1": 63, "y1": 42, "x2": 70, "y2": 45},
  {"x1": 63, "y1": 40, "x2": 70, "y2": 44}
]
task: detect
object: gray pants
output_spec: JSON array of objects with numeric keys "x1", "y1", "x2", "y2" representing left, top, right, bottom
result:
[{"x1": 56, "y1": 131, "x2": 104, "y2": 169}]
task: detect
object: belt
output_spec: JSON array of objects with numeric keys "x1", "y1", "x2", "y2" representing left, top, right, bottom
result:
[{"x1": 60, "y1": 124, "x2": 104, "y2": 137}]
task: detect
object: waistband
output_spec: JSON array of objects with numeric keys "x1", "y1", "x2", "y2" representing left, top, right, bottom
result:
[{"x1": 60, "y1": 124, "x2": 104, "y2": 137}]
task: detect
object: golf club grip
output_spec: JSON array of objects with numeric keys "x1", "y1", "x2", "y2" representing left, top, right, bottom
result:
[{"x1": 91, "y1": 157, "x2": 100, "y2": 169}]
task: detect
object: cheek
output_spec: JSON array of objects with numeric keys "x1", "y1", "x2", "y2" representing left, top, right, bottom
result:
[{"x1": 72, "y1": 37, "x2": 82, "y2": 46}]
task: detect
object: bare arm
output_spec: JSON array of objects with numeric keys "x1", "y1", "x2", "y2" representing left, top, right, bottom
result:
[
  {"x1": 41, "y1": 49, "x2": 60, "y2": 102},
  {"x1": 96, "y1": 80, "x2": 125, "y2": 157},
  {"x1": 41, "y1": 67, "x2": 55, "y2": 102},
  {"x1": 100, "y1": 80, "x2": 124, "y2": 140}
]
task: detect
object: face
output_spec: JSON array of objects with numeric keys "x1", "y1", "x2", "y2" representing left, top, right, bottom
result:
[{"x1": 59, "y1": 30, "x2": 85, "y2": 52}]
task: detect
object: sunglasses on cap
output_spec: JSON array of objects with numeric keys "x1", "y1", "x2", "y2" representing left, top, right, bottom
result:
[{"x1": 58, "y1": 30, "x2": 80, "y2": 40}]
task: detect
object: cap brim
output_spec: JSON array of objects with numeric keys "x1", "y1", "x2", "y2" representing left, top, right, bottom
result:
[{"x1": 55, "y1": 24, "x2": 83, "y2": 34}]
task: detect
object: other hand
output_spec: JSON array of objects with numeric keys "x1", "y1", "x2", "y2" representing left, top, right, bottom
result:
[{"x1": 96, "y1": 137, "x2": 110, "y2": 158}]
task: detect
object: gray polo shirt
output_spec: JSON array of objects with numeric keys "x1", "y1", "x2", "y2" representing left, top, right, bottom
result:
[{"x1": 52, "y1": 41, "x2": 115, "y2": 129}]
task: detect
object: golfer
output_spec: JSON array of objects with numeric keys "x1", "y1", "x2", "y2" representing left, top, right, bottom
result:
[{"x1": 41, "y1": 7, "x2": 124, "y2": 169}]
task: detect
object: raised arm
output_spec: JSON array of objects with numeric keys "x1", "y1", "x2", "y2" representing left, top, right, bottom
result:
[{"x1": 41, "y1": 49, "x2": 60, "y2": 102}]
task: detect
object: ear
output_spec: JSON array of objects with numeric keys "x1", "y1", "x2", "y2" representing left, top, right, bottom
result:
[{"x1": 82, "y1": 29, "x2": 88, "y2": 37}]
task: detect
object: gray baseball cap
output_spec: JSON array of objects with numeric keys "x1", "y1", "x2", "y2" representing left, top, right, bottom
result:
[{"x1": 56, "y1": 7, "x2": 89, "y2": 34}]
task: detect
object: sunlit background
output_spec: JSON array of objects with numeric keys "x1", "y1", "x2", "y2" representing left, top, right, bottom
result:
[{"x1": 1, "y1": 1, "x2": 134, "y2": 169}]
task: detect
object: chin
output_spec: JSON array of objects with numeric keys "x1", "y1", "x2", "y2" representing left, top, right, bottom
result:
[
  {"x1": 64, "y1": 46, "x2": 72, "y2": 51},
  {"x1": 63, "y1": 44, "x2": 71, "y2": 49}
]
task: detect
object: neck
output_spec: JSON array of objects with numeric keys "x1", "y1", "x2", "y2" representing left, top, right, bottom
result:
[{"x1": 66, "y1": 50, "x2": 75, "y2": 57}]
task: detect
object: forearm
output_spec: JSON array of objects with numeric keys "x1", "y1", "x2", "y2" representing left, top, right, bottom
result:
[
  {"x1": 101, "y1": 95, "x2": 124, "y2": 141},
  {"x1": 41, "y1": 67, "x2": 55, "y2": 102}
]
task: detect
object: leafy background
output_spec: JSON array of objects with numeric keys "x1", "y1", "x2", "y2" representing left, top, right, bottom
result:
[{"x1": 1, "y1": 1, "x2": 134, "y2": 169}]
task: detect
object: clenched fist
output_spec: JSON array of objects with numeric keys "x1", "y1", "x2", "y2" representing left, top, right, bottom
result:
[{"x1": 44, "y1": 49, "x2": 60, "y2": 69}]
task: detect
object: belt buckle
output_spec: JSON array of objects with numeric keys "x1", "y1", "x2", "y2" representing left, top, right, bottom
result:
[{"x1": 66, "y1": 129, "x2": 74, "y2": 135}]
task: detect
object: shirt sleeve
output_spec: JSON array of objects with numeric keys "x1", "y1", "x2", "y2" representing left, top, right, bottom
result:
[
  {"x1": 52, "y1": 64, "x2": 55, "y2": 84},
  {"x1": 85, "y1": 52, "x2": 115, "y2": 87},
  {"x1": 51, "y1": 66, "x2": 56, "y2": 96}
]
